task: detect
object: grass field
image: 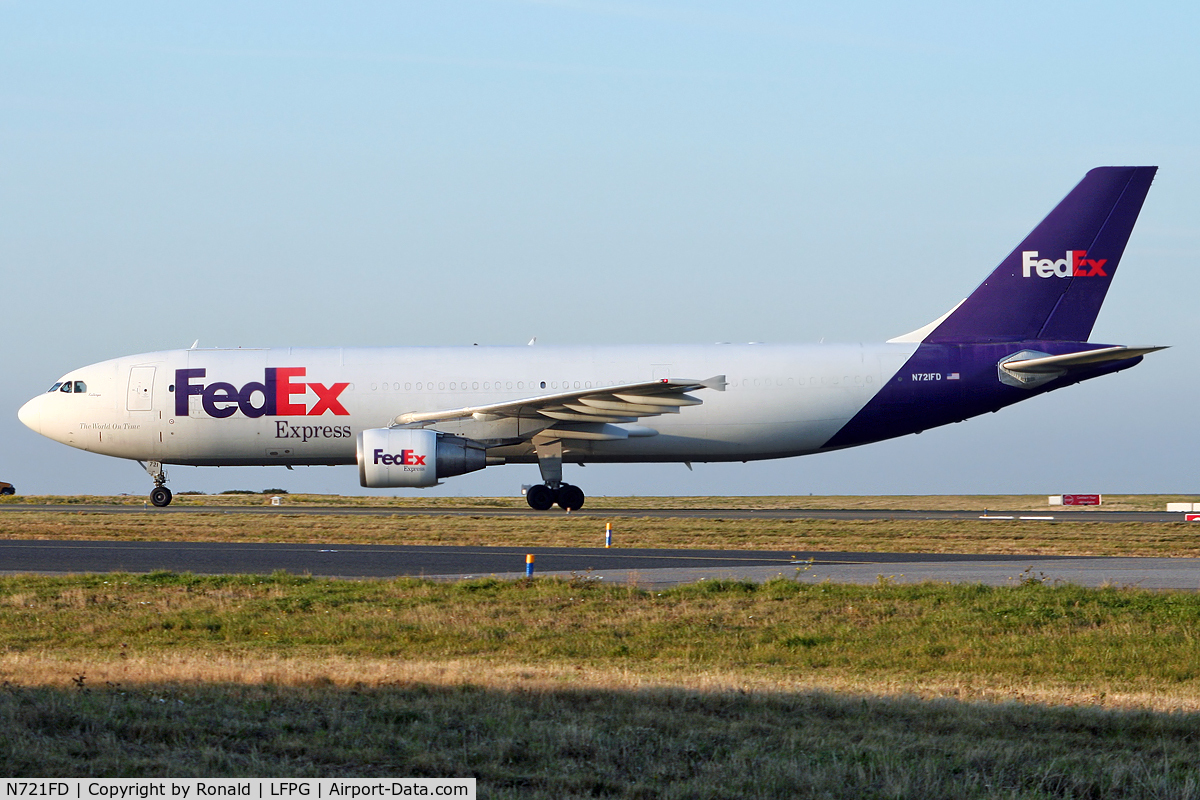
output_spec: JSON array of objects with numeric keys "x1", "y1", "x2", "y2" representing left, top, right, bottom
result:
[
  {"x1": 2, "y1": 572, "x2": 1200, "y2": 795},
  {"x1": 4, "y1": 497, "x2": 1200, "y2": 795}
]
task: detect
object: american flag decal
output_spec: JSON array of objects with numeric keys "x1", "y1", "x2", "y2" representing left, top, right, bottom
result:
[{"x1": 947, "y1": 373, "x2": 960, "y2": 380}]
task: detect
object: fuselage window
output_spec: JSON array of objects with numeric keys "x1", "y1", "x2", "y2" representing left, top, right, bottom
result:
[
  {"x1": 60, "y1": 382, "x2": 73, "y2": 393},
  {"x1": 48, "y1": 382, "x2": 63, "y2": 393},
  {"x1": 74, "y1": 381, "x2": 86, "y2": 393}
]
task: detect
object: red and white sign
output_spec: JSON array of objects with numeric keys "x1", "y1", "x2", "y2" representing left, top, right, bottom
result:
[
  {"x1": 1186, "y1": 514, "x2": 1200, "y2": 522},
  {"x1": 1062, "y1": 494, "x2": 1101, "y2": 506}
]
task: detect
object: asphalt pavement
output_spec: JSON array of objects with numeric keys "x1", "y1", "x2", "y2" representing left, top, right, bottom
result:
[{"x1": 1, "y1": 538, "x2": 1197, "y2": 590}]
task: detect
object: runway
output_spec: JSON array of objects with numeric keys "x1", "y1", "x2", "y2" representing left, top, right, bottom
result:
[
  {"x1": 0, "y1": 504, "x2": 1186, "y2": 523},
  {"x1": 2, "y1": 539, "x2": 1198, "y2": 590}
]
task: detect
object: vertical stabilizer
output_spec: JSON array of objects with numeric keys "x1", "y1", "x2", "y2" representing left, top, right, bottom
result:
[{"x1": 924, "y1": 166, "x2": 1156, "y2": 343}]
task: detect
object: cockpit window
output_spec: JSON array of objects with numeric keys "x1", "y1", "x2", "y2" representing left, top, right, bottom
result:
[
  {"x1": 48, "y1": 382, "x2": 63, "y2": 393},
  {"x1": 60, "y1": 382, "x2": 72, "y2": 393},
  {"x1": 73, "y1": 381, "x2": 87, "y2": 393}
]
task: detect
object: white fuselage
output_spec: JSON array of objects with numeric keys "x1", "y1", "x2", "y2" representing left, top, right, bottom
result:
[{"x1": 18, "y1": 343, "x2": 918, "y2": 467}]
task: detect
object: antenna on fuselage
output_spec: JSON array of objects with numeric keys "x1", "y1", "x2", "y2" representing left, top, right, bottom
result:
[
  {"x1": 527, "y1": 337, "x2": 537, "y2": 346},
  {"x1": 189, "y1": 340, "x2": 199, "y2": 349}
]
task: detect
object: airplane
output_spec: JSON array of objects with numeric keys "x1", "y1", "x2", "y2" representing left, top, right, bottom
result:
[{"x1": 19, "y1": 166, "x2": 1164, "y2": 510}]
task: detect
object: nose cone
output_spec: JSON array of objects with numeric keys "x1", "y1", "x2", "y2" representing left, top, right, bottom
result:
[{"x1": 17, "y1": 395, "x2": 42, "y2": 436}]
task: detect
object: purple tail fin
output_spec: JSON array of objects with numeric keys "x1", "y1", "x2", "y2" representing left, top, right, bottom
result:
[{"x1": 924, "y1": 166, "x2": 1157, "y2": 343}]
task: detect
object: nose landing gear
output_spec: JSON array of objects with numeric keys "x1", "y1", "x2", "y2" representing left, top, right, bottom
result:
[{"x1": 139, "y1": 460, "x2": 173, "y2": 507}]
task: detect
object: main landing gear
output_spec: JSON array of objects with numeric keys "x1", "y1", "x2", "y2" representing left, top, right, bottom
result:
[
  {"x1": 140, "y1": 460, "x2": 173, "y2": 507},
  {"x1": 526, "y1": 482, "x2": 585, "y2": 512},
  {"x1": 526, "y1": 437, "x2": 585, "y2": 511}
]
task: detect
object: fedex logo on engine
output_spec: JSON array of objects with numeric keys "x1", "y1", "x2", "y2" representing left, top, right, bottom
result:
[
  {"x1": 1021, "y1": 250, "x2": 1108, "y2": 279},
  {"x1": 175, "y1": 368, "x2": 349, "y2": 418},
  {"x1": 373, "y1": 449, "x2": 427, "y2": 467}
]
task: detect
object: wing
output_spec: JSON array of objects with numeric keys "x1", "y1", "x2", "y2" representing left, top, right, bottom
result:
[{"x1": 393, "y1": 375, "x2": 726, "y2": 442}]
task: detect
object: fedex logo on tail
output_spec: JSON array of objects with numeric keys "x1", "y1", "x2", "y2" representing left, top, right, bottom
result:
[
  {"x1": 175, "y1": 368, "x2": 350, "y2": 418},
  {"x1": 1021, "y1": 251, "x2": 1108, "y2": 279}
]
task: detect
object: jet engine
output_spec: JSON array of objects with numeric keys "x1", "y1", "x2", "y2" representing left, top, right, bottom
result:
[{"x1": 357, "y1": 428, "x2": 486, "y2": 488}]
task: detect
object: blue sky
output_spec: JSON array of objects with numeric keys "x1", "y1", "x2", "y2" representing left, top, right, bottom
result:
[{"x1": 3, "y1": 1, "x2": 1198, "y2": 497}]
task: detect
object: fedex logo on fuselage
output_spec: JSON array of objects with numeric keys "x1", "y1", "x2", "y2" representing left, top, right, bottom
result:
[
  {"x1": 175, "y1": 368, "x2": 349, "y2": 418},
  {"x1": 373, "y1": 449, "x2": 427, "y2": 467},
  {"x1": 1021, "y1": 250, "x2": 1108, "y2": 279}
]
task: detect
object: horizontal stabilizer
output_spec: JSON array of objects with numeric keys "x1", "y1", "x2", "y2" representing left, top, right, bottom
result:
[{"x1": 1002, "y1": 345, "x2": 1167, "y2": 374}]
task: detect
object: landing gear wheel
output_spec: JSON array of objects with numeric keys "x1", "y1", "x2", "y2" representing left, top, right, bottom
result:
[
  {"x1": 149, "y1": 486, "x2": 173, "y2": 508},
  {"x1": 556, "y1": 484, "x2": 585, "y2": 511},
  {"x1": 526, "y1": 484, "x2": 555, "y2": 511}
]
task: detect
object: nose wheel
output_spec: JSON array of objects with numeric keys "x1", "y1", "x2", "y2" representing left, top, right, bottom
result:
[
  {"x1": 150, "y1": 486, "x2": 173, "y2": 508},
  {"x1": 139, "y1": 460, "x2": 173, "y2": 507},
  {"x1": 526, "y1": 483, "x2": 585, "y2": 511}
]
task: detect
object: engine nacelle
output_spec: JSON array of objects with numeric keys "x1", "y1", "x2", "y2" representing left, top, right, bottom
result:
[{"x1": 357, "y1": 428, "x2": 486, "y2": 488}]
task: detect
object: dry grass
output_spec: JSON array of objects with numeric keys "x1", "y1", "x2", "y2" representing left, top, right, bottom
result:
[
  {"x1": 3, "y1": 509, "x2": 1200, "y2": 557},
  {"x1": 2, "y1": 653, "x2": 1196, "y2": 713}
]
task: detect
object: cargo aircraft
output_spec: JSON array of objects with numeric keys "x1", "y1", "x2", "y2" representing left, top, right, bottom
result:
[{"x1": 19, "y1": 167, "x2": 1163, "y2": 510}]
